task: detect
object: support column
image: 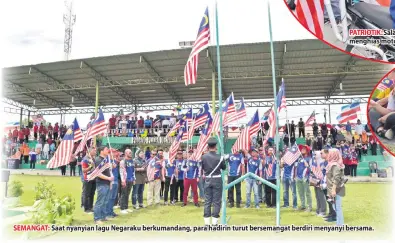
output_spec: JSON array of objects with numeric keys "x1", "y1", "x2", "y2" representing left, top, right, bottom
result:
[
  {"x1": 60, "y1": 113, "x2": 63, "y2": 126},
  {"x1": 27, "y1": 110, "x2": 31, "y2": 127},
  {"x1": 328, "y1": 104, "x2": 332, "y2": 124},
  {"x1": 93, "y1": 81, "x2": 99, "y2": 147},
  {"x1": 19, "y1": 108, "x2": 23, "y2": 128}
]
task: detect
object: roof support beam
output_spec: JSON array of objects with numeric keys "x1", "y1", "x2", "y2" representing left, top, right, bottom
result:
[
  {"x1": 2, "y1": 98, "x2": 37, "y2": 111},
  {"x1": 33, "y1": 97, "x2": 369, "y2": 115},
  {"x1": 325, "y1": 56, "x2": 357, "y2": 100},
  {"x1": 207, "y1": 49, "x2": 228, "y2": 100},
  {"x1": 79, "y1": 61, "x2": 140, "y2": 106},
  {"x1": 3, "y1": 81, "x2": 69, "y2": 108},
  {"x1": 139, "y1": 55, "x2": 184, "y2": 104},
  {"x1": 3, "y1": 106, "x2": 31, "y2": 115},
  {"x1": 29, "y1": 67, "x2": 97, "y2": 106}
]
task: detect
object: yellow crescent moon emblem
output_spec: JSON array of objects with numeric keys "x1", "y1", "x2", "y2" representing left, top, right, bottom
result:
[{"x1": 203, "y1": 15, "x2": 209, "y2": 27}]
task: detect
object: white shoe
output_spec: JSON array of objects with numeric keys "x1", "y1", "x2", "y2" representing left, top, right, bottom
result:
[
  {"x1": 120, "y1": 210, "x2": 128, "y2": 214},
  {"x1": 30, "y1": 169, "x2": 32, "y2": 171},
  {"x1": 127, "y1": 209, "x2": 133, "y2": 213},
  {"x1": 385, "y1": 129, "x2": 394, "y2": 140},
  {"x1": 212, "y1": 217, "x2": 219, "y2": 225},
  {"x1": 204, "y1": 217, "x2": 211, "y2": 225}
]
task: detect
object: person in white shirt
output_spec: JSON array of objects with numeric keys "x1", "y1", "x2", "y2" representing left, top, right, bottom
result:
[
  {"x1": 169, "y1": 114, "x2": 177, "y2": 127},
  {"x1": 35, "y1": 142, "x2": 42, "y2": 161},
  {"x1": 162, "y1": 118, "x2": 170, "y2": 129},
  {"x1": 354, "y1": 119, "x2": 364, "y2": 135},
  {"x1": 43, "y1": 142, "x2": 50, "y2": 160},
  {"x1": 163, "y1": 147, "x2": 169, "y2": 160}
]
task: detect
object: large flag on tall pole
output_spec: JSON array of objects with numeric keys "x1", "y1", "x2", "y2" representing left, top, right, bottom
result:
[
  {"x1": 295, "y1": 0, "x2": 325, "y2": 39},
  {"x1": 47, "y1": 128, "x2": 75, "y2": 168},
  {"x1": 267, "y1": 80, "x2": 286, "y2": 140},
  {"x1": 184, "y1": 7, "x2": 211, "y2": 86}
]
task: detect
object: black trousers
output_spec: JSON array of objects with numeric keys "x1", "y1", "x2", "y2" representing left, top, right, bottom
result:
[
  {"x1": 175, "y1": 179, "x2": 184, "y2": 201},
  {"x1": 323, "y1": 189, "x2": 336, "y2": 218},
  {"x1": 60, "y1": 165, "x2": 66, "y2": 175},
  {"x1": 344, "y1": 164, "x2": 350, "y2": 176},
  {"x1": 371, "y1": 143, "x2": 377, "y2": 155},
  {"x1": 160, "y1": 181, "x2": 165, "y2": 197},
  {"x1": 70, "y1": 164, "x2": 76, "y2": 176},
  {"x1": 204, "y1": 177, "x2": 223, "y2": 218},
  {"x1": 54, "y1": 132, "x2": 58, "y2": 140},
  {"x1": 299, "y1": 128, "x2": 305, "y2": 138},
  {"x1": 120, "y1": 181, "x2": 133, "y2": 210},
  {"x1": 30, "y1": 160, "x2": 36, "y2": 169},
  {"x1": 83, "y1": 180, "x2": 96, "y2": 211},
  {"x1": 350, "y1": 164, "x2": 357, "y2": 177},
  {"x1": 164, "y1": 177, "x2": 176, "y2": 202},
  {"x1": 290, "y1": 130, "x2": 295, "y2": 138},
  {"x1": 34, "y1": 132, "x2": 38, "y2": 140},
  {"x1": 265, "y1": 179, "x2": 277, "y2": 207},
  {"x1": 114, "y1": 178, "x2": 122, "y2": 206},
  {"x1": 228, "y1": 176, "x2": 241, "y2": 205},
  {"x1": 24, "y1": 155, "x2": 29, "y2": 164}
]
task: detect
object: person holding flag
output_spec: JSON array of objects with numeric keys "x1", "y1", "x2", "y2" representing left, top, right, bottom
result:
[
  {"x1": 132, "y1": 148, "x2": 148, "y2": 210},
  {"x1": 227, "y1": 150, "x2": 244, "y2": 208},
  {"x1": 264, "y1": 147, "x2": 277, "y2": 208},
  {"x1": 280, "y1": 145, "x2": 299, "y2": 209},
  {"x1": 106, "y1": 150, "x2": 120, "y2": 219},
  {"x1": 243, "y1": 148, "x2": 263, "y2": 209},
  {"x1": 174, "y1": 151, "x2": 185, "y2": 203},
  {"x1": 295, "y1": 145, "x2": 312, "y2": 212},
  {"x1": 162, "y1": 151, "x2": 177, "y2": 205},
  {"x1": 91, "y1": 146, "x2": 114, "y2": 225},
  {"x1": 182, "y1": 150, "x2": 200, "y2": 207},
  {"x1": 310, "y1": 151, "x2": 326, "y2": 217},
  {"x1": 81, "y1": 148, "x2": 97, "y2": 214},
  {"x1": 146, "y1": 150, "x2": 164, "y2": 207},
  {"x1": 119, "y1": 149, "x2": 135, "y2": 214}
]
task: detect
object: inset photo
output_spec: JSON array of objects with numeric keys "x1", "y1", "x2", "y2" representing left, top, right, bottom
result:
[
  {"x1": 285, "y1": 0, "x2": 395, "y2": 63},
  {"x1": 368, "y1": 68, "x2": 395, "y2": 155}
]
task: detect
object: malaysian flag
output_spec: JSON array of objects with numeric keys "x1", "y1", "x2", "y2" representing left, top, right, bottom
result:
[
  {"x1": 182, "y1": 109, "x2": 194, "y2": 141},
  {"x1": 87, "y1": 155, "x2": 112, "y2": 181},
  {"x1": 282, "y1": 145, "x2": 302, "y2": 166},
  {"x1": 169, "y1": 126, "x2": 185, "y2": 162},
  {"x1": 295, "y1": 0, "x2": 324, "y2": 39},
  {"x1": 266, "y1": 163, "x2": 273, "y2": 178},
  {"x1": 311, "y1": 153, "x2": 323, "y2": 180},
  {"x1": 153, "y1": 119, "x2": 161, "y2": 128},
  {"x1": 184, "y1": 7, "x2": 210, "y2": 86},
  {"x1": 336, "y1": 102, "x2": 360, "y2": 124},
  {"x1": 231, "y1": 110, "x2": 260, "y2": 154},
  {"x1": 72, "y1": 118, "x2": 83, "y2": 142},
  {"x1": 75, "y1": 108, "x2": 107, "y2": 155},
  {"x1": 305, "y1": 111, "x2": 316, "y2": 127},
  {"x1": 47, "y1": 128, "x2": 75, "y2": 168},
  {"x1": 261, "y1": 107, "x2": 271, "y2": 123},
  {"x1": 194, "y1": 103, "x2": 210, "y2": 128},
  {"x1": 191, "y1": 114, "x2": 213, "y2": 161},
  {"x1": 235, "y1": 98, "x2": 247, "y2": 120},
  {"x1": 223, "y1": 93, "x2": 238, "y2": 127},
  {"x1": 377, "y1": 78, "x2": 393, "y2": 91},
  {"x1": 267, "y1": 80, "x2": 287, "y2": 140}
]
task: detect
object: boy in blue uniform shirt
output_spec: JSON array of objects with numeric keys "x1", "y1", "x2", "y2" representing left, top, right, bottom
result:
[
  {"x1": 295, "y1": 145, "x2": 312, "y2": 212},
  {"x1": 227, "y1": 150, "x2": 244, "y2": 208},
  {"x1": 119, "y1": 149, "x2": 135, "y2": 214},
  {"x1": 162, "y1": 152, "x2": 176, "y2": 205},
  {"x1": 182, "y1": 150, "x2": 200, "y2": 207},
  {"x1": 106, "y1": 152, "x2": 120, "y2": 218},
  {"x1": 174, "y1": 151, "x2": 185, "y2": 203},
  {"x1": 243, "y1": 148, "x2": 262, "y2": 209},
  {"x1": 264, "y1": 147, "x2": 277, "y2": 208},
  {"x1": 280, "y1": 147, "x2": 298, "y2": 209}
]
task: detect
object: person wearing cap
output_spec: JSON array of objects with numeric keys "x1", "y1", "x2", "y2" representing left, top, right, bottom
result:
[
  {"x1": 146, "y1": 149, "x2": 164, "y2": 206},
  {"x1": 174, "y1": 150, "x2": 185, "y2": 203},
  {"x1": 264, "y1": 147, "x2": 278, "y2": 208},
  {"x1": 227, "y1": 150, "x2": 244, "y2": 208},
  {"x1": 280, "y1": 146, "x2": 298, "y2": 210},
  {"x1": 182, "y1": 150, "x2": 200, "y2": 207},
  {"x1": 243, "y1": 148, "x2": 263, "y2": 209},
  {"x1": 132, "y1": 148, "x2": 147, "y2": 210},
  {"x1": 162, "y1": 149, "x2": 177, "y2": 205},
  {"x1": 81, "y1": 147, "x2": 97, "y2": 214},
  {"x1": 119, "y1": 149, "x2": 135, "y2": 214},
  {"x1": 93, "y1": 146, "x2": 114, "y2": 225},
  {"x1": 201, "y1": 137, "x2": 226, "y2": 225},
  {"x1": 106, "y1": 151, "x2": 120, "y2": 218},
  {"x1": 295, "y1": 144, "x2": 312, "y2": 212}
]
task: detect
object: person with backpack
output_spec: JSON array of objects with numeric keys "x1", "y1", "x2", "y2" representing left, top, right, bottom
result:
[{"x1": 325, "y1": 149, "x2": 346, "y2": 226}]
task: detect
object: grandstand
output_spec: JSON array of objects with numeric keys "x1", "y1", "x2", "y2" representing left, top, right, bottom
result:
[{"x1": 2, "y1": 39, "x2": 393, "y2": 176}]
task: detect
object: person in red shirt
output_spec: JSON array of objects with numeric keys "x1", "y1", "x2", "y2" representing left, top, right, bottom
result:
[
  {"x1": 47, "y1": 123, "x2": 53, "y2": 139},
  {"x1": 24, "y1": 127, "x2": 30, "y2": 141},
  {"x1": 47, "y1": 137, "x2": 53, "y2": 145},
  {"x1": 12, "y1": 128, "x2": 18, "y2": 143},
  {"x1": 18, "y1": 128, "x2": 25, "y2": 144},
  {"x1": 33, "y1": 124, "x2": 38, "y2": 140},
  {"x1": 54, "y1": 122, "x2": 59, "y2": 140},
  {"x1": 109, "y1": 114, "x2": 116, "y2": 134}
]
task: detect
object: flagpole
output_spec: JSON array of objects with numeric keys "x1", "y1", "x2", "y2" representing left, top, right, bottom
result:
[
  {"x1": 267, "y1": 0, "x2": 280, "y2": 227},
  {"x1": 283, "y1": 78, "x2": 291, "y2": 148},
  {"x1": 93, "y1": 81, "x2": 99, "y2": 147}
]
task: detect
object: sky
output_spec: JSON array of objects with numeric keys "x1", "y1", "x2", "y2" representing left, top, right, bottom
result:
[{"x1": 0, "y1": 0, "x2": 368, "y2": 128}]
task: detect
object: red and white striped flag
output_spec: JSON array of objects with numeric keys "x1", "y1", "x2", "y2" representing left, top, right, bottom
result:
[
  {"x1": 223, "y1": 93, "x2": 238, "y2": 127},
  {"x1": 235, "y1": 98, "x2": 247, "y2": 120},
  {"x1": 72, "y1": 118, "x2": 83, "y2": 142},
  {"x1": 232, "y1": 127, "x2": 250, "y2": 154},
  {"x1": 282, "y1": 145, "x2": 302, "y2": 166},
  {"x1": 305, "y1": 111, "x2": 316, "y2": 126},
  {"x1": 191, "y1": 114, "x2": 213, "y2": 161},
  {"x1": 87, "y1": 155, "x2": 112, "y2": 181},
  {"x1": 47, "y1": 129, "x2": 75, "y2": 168},
  {"x1": 184, "y1": 7, "x2": 210, "y2": 86},
  {"x1": 295, "y1": 0, "x2": 325, "y2": 39}
]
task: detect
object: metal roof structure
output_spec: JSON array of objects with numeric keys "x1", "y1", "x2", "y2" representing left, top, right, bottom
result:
[{"x1": 2, "y1": 39, "x2": 390, "y2": 115}]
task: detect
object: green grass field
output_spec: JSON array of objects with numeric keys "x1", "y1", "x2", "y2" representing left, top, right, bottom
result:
[{"x1": 4, "y1": 175, "x2": 393, "y2": 240}]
